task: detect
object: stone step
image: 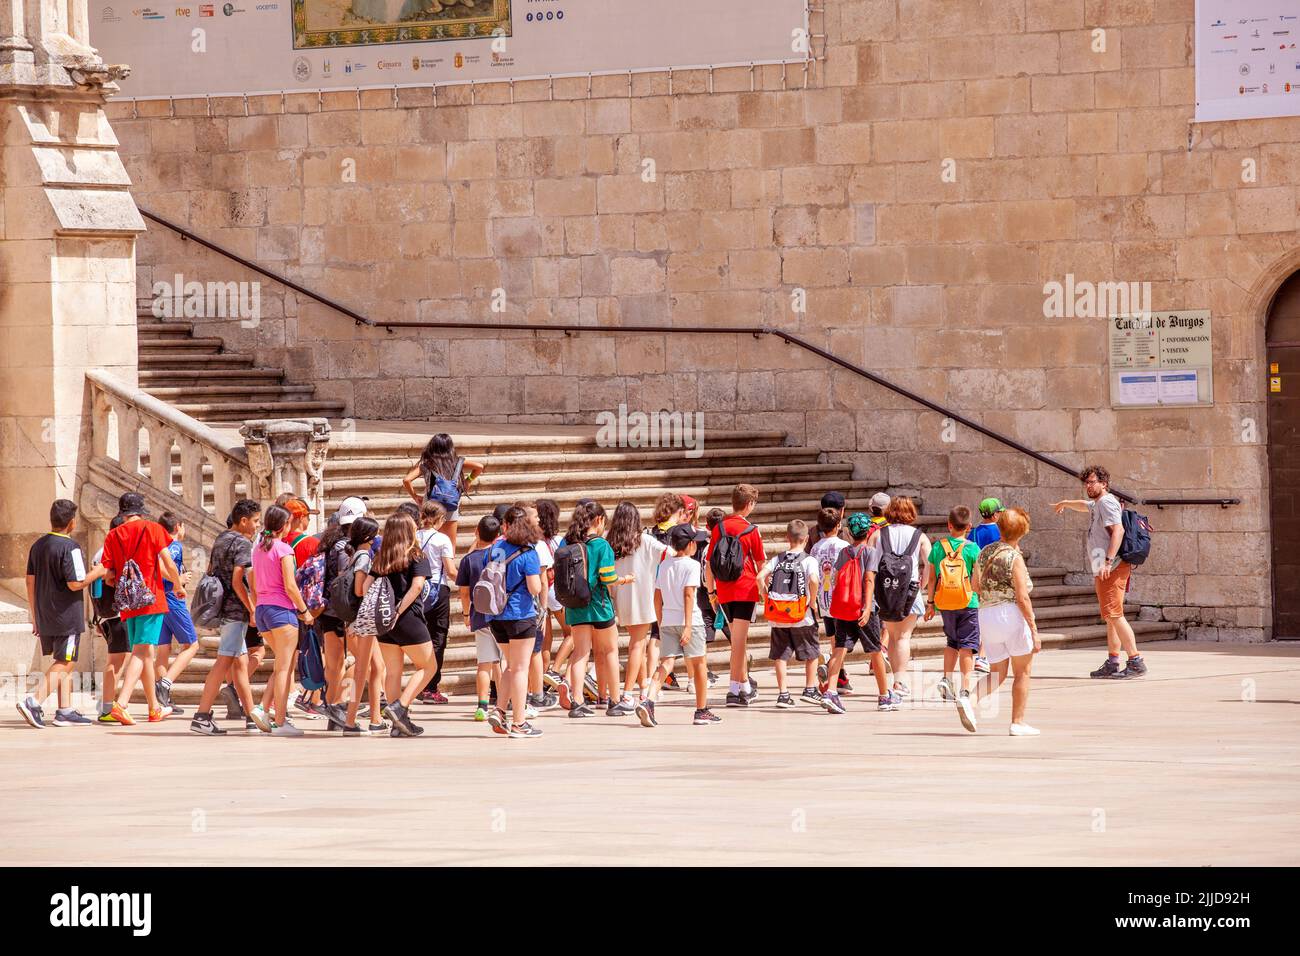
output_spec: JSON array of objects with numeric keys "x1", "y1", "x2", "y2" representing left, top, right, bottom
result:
[
  {"x1": 138, "y1": 368, "x2": 287, "y2": 383},
  {"x1": 327, "y1": 482, "x2": 889, "y2": 516},
  {"x1": 161, "y1": 616, "x2": 1177, "y2": 704},
  {"x1": 133, "y1": 324, "x2": 195, "y2": 339},
  {"x1": 174, "y1": 399, "x2": 348, "y2": 421},
  {"x1": 138, "y1": 337, "x2": 226, "y2": 351},
  {"x1": 145, "y1": 384, "x2": 320, "y2": 400},
  {"x1": 138, "y1": 354, "x2": 257, "y2": 369},
  {"x1": 322, "y1": 445, "x2": 829, "y2": 479},
  {"x1": 330, "y1": 429, "x2": 791, "y2": 460},
  {"x1": 324, "y1": 461, "x2": 857, "y2": 497}
]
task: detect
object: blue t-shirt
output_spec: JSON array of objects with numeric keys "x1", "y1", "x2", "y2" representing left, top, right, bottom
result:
[
  {"x1": 455, "y1": 546, "x2": 492, "y2": 632},
  {"x1": 486, "y1": 541, "x2": 541, "y2": 622},
  {"x1": 970, "y1": 523, "x2": 1001, "y2": 550},
  {"x1": 163, "y1": 540, "x2": 184, "y2": 597}
]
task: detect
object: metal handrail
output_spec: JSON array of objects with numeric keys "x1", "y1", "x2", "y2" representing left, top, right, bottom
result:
[{"x1": 137, "y1": 207, "x2": 1241, "y2": 510}]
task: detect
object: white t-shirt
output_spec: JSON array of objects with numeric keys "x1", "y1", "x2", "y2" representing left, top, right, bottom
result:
[
  {"x1": 808, "y1": 536, "x2": 848, "y2": 615},
  {"x1": 655, "y1": 553, "x2": 703, "y2": 628},
  {"x1": 613, "y1": 531, "x2": 669, "y2": 626},
  {"x1": 417, "y1": 529, "x2": 453, "y2": 590},
  {"x1": 541, "y1": 535, "x2": 562, "y2": 612},
  {"x1": 761, "y1": 550, "x2": 821, "y2": 627}
]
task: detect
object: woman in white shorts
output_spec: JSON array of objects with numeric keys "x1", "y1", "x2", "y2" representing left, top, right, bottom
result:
[{"x1": 972, "y1": 506, "x2": 1041, "y2": 736}]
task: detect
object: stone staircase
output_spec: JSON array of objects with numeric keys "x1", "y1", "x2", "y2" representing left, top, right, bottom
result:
[
  {"x1": 136, "y1": 309, "x2": 346, "y2": 422},
  {"x1": 151, "y1": 427, "x2": 1178, "y2": 704}
]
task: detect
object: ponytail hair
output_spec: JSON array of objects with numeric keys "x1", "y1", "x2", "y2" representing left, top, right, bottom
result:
[
  {"x1": 259, "y1": 505, "x2": 290, "y2": 552},
  {"x1": 566, "y1": 501, "x2": 606, "y2": 543}
]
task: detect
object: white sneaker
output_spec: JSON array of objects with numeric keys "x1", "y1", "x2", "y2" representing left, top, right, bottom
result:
[
  {"x1": 956, "y1": 693, "x2": 977, "y2": 733},
  {"x1": 1009, "y1": 723, "x2": 1040, "y2": 737},
  {"x1": 525, "y1": 706, "x2": 539, "y2": 720},
  {"x1": 271, "y1": 721, "x2": 305, "y2": 737},
  {"x1": 250, "y1": 706, "x2": 273, "y2": 734},
  {"x1": 936, "y1": 677, "x2": 956, "y2": 702}
]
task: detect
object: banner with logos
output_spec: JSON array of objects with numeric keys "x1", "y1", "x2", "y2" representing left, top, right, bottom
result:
[
  {"x1": 90, "y1": 0, "x2": 808, "y2": 100},
  {"x1": 1195, "y1": 0, "x2": 1300, "y2": 121}
]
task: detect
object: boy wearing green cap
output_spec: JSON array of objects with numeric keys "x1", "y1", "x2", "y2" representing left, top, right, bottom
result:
[{"x1": 970, "y1": 499, "x2": 1003, "y2": 550}]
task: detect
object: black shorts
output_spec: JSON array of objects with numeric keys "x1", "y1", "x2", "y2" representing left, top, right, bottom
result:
[
  {"x1": 316, "y1": 614, "x2": 346, "y2": 639},
  {"x1": 574, "y1": 618, "x2": 616, "y2": 632},
  {"x1": 719, "y1": 601, "x2": 756, "y2": 623},
  {"x1": 831, "y1": 614, "x2": 882, "y2": 654},
  {"x1": 40, "y1": 633, "x2": 82, "y2": 663},
  {"x1": 941, "y1": 607, "x2": 980, "y2": 651},
  {"x1": 378, "y1": 611, "x2": 432, "y2": 648},
  {"x1": 491, "y1": 618, "x2": 538, "y2": 643},
  {"x1": 823, "y1": 616, "x2": 835, "y2": 638},
  {"x1": 99, "y1": 618, "x2": 129, "y2": 655},
  {"x1": 244, "y1": 625, "x2": 264, "y2": 650},
  {"x1": 769, "y1": 625, "x2": 819, "y2": 662}
]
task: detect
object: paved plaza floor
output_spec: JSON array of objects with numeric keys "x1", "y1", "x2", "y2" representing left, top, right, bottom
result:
[{"x1": 2, "y1": 641, "x2": 1297, "y2": 866}]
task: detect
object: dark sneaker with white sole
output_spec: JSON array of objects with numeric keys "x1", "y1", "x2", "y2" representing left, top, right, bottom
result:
[
  {"x1": 725, "y1": 692, "x2": 748, "y2": 708},
  {"x1": 635, "y1": 699, "x2": 657, "y2": 727},
  {"x1": 190, "y1": 713, "x2": 226, "y2": 735},
  {"x1": 692, "y1": 708, "x2": 721, "y2": 725},
  {"x1": 1114, "y1": 657, "x2": 1148, "y2": 679},
  {"x1": 775, "y1": 692, "x2": 796, "y2": 709},
  {"x1": 1090, "y1": 658, "x2": 1121, "y2": 679},
  {"x1": 508, "y1": 722, "x2": 543, "y2": 738},
  {"x1": 15, "y1": 698, "x2": 44, "y2": 729},
  {"x1": 800, "y1": 687, "x2": 824, "y2": 707},
  {"x1": 52, "y1": 709, "x2": 94, "y2": 726}
]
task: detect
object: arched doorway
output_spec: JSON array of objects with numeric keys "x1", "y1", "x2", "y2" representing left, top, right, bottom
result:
[{"x1": 1267, "y1": 271, "x2": 1300, "y2": 639}]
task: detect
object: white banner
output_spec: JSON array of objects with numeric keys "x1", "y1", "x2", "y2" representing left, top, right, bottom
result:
[
  {"x1": 90, "y1": 0, "x2": 808, "y2": 100},
  {"x1": 1195, "y1": 0, "x2": 1300, "y2": 121}
]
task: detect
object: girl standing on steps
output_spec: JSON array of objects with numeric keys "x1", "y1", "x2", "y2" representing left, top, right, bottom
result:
[
  {"x1": 402, "y1": 433, "x2": 484, "y2": 557},
  {"x1": 247, "y1": 505, "x2": 313, "y2": 737},
  {"x1": 608, "y1": 501, "x2": 667, "y2": 710}
]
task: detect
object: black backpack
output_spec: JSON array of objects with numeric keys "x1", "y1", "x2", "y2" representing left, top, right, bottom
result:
[
  {"x1": 709, "y1": 521, "x2": 755, "y2": 583},
  {"x1": 326, "y1": 551, "x2": 365, "y2": 623},
  {"x1": 1118, "y1": 509, "x2": 1153, "y2": 567},
  {"x1": 874, "y1": 527, "x2": 922, "y2": 622},
  {"x1": 553, "y1": 539, "x2": 592, "y2": 609}
]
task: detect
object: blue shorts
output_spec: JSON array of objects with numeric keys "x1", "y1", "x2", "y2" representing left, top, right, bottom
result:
[
  {"x1": 254, "y1": 604, "x2": 299, "y2": 633},
  {"x1": 160, "y1": 600, "x2": 198, "y2": 645},
  {"x1": 941, "y1": 607, "x2": 981, "y2": 652}
]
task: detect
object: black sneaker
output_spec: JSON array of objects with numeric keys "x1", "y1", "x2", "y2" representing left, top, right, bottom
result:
[
  {"x1": 635, "y1": 699, "x2": 657, "y2": 727},
  {"x1": 155, "y1": 680, "x2": 172, "y2": 709},
  {"x1": 383, "y1": 701, "x2": 416, "y2": 736},
  {"x1": 220, "y1": 683, "x2": 245, "y2": 720},
  {"x1": 606, "y1": 698, "x2": 634, "y2": 717},
  {"x1": 568, "y1": 703, "x2": 595, "y2": 719},
  {"x1": 508, "y1": 721, "x2": 543, "y2": 738},
  {"x1": 539, "y1": 691, "x2": 560, "y2": 710},
  {"x1": 1115, "y1": 657, "x2": 1148, "y2": 679},
  {"x1": 775, "y1": 692, "x2": 796, "y2": 709},
  {"x1": 342, "y1": 724, "x2": 363, "y2": 736},
  {"x1": 1090, "y1": 658, "x2": 1121, "y2": 679},
  {"x1": 800, "y1": 687, "x2": 824, "y2": 706},
  {"x1": 189, "y1": 713, "x2": 226, "y2": 736},
  {"x1": 725, "y1": 692, "x2": 748, "y2": 708},
  {"x1": 693, "y1": 708, "x2": 721, "y2": 725}
]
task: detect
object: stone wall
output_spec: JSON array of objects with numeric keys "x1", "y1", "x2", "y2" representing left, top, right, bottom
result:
[{"x1": 113, "y1": 0, "x2": 1300, "y2": 639}]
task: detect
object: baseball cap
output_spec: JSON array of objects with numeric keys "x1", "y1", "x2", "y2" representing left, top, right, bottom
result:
[
  {"x1": 680, "y1": 494, "x2": 698, "y2": 514},
  {"x1": 869, "y1": 492, "x2": 891, "y2": 512},
  {"x1": 846, "y1": 512, "x2": 873, "y2": 537},
  {"x1": 820, "y1": 491, "x2": 846, "y2": 510},
  {"x1": 979, "y1": 497, "x2": 1003, "y2": 518},
  {"x1": 669, "y1": 523, "x2": 709, "y2": 551},
  {"x1": 337, "y1": 496, "x2": 369, "y2": 526},
  {"x1": 117, "y1": 492, "x2": 147, "y2": 516}
]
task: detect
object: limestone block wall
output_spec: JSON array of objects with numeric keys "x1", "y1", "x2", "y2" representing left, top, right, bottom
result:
[{"x1": 114, "y1": 0, "x2": 1300, "y2": 639}]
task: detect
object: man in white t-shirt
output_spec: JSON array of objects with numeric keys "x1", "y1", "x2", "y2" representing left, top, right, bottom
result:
[
  {"x1": 1053, "y1": 464, "x2": 1146, "y2": 680},
  {"x1": 638, "y1": 525, "x2": 718, "y2": 727},
  {"x1": 758, "y1": 520, "x2": 822, "y2": 708}
]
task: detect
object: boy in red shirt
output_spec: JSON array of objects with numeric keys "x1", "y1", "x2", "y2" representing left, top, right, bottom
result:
[
  {"x1": 99, "y1": 493, "x2": 185, "y2": 725},
  {"x1": 705, "y1": 484, "x2": 766, "y2": 707}
]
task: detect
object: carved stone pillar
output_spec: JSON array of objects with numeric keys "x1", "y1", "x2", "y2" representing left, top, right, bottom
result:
[
  {"x1": 239, "y1": 419, "x2": 332, "y2": 532},
  {"x1": 0, "y1": 0, "x2": 143, "y2": 589}
]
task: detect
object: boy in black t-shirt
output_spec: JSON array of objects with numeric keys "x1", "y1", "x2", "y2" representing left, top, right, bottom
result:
[{"x1": 18, "y1": 500, "x2": 107, "y2": 728}]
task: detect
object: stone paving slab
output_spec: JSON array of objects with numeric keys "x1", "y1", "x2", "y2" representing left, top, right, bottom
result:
[{"x1": 2, "y1": 641, "x2": 1297, "y2": 866}]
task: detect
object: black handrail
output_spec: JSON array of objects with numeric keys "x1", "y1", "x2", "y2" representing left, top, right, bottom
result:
[{"x1": 137, "y1": 206, "x2": 1240, "y2": 510}]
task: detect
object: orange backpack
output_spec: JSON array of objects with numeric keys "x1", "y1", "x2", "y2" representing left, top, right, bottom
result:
[{"x1": 933, "y1": 539, "x2": 974, "y2": 611}]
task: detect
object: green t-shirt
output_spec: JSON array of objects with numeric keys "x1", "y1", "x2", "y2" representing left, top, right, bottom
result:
[
  {"x1": 927, "y1": 536, "x2": 981, "y2": 609},
  {"x1": 566, "y1": 535, "x2": 618, "y2": 626}
]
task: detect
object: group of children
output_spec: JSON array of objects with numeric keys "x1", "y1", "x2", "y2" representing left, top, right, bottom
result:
[{"x1": 16, "y1": 429, "x2": 1047, "y2": 738}]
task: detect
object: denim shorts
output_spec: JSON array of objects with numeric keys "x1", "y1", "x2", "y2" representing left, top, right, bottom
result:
[
  {"x1": 217, "y1": 619, "x2": 249, "y2": 657},
  {"x1": 254, "y1": 604, "x2": 299, "y2": 633}
]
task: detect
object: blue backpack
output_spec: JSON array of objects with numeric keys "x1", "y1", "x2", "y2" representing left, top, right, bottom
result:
[
  {"x1": 1118, "y1": 509, "x2": 1152, "y2": 567},
  {"x1": 424, "y1": 459, "x2": 464, "y2": 512},
  {"x1": 296, "y1": 624, "x2": 326, "y2": 691}
]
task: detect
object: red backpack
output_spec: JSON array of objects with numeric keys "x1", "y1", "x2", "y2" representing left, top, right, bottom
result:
[{"x1": 828, "y1": 545, "x2": 869, "y2": 620}]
